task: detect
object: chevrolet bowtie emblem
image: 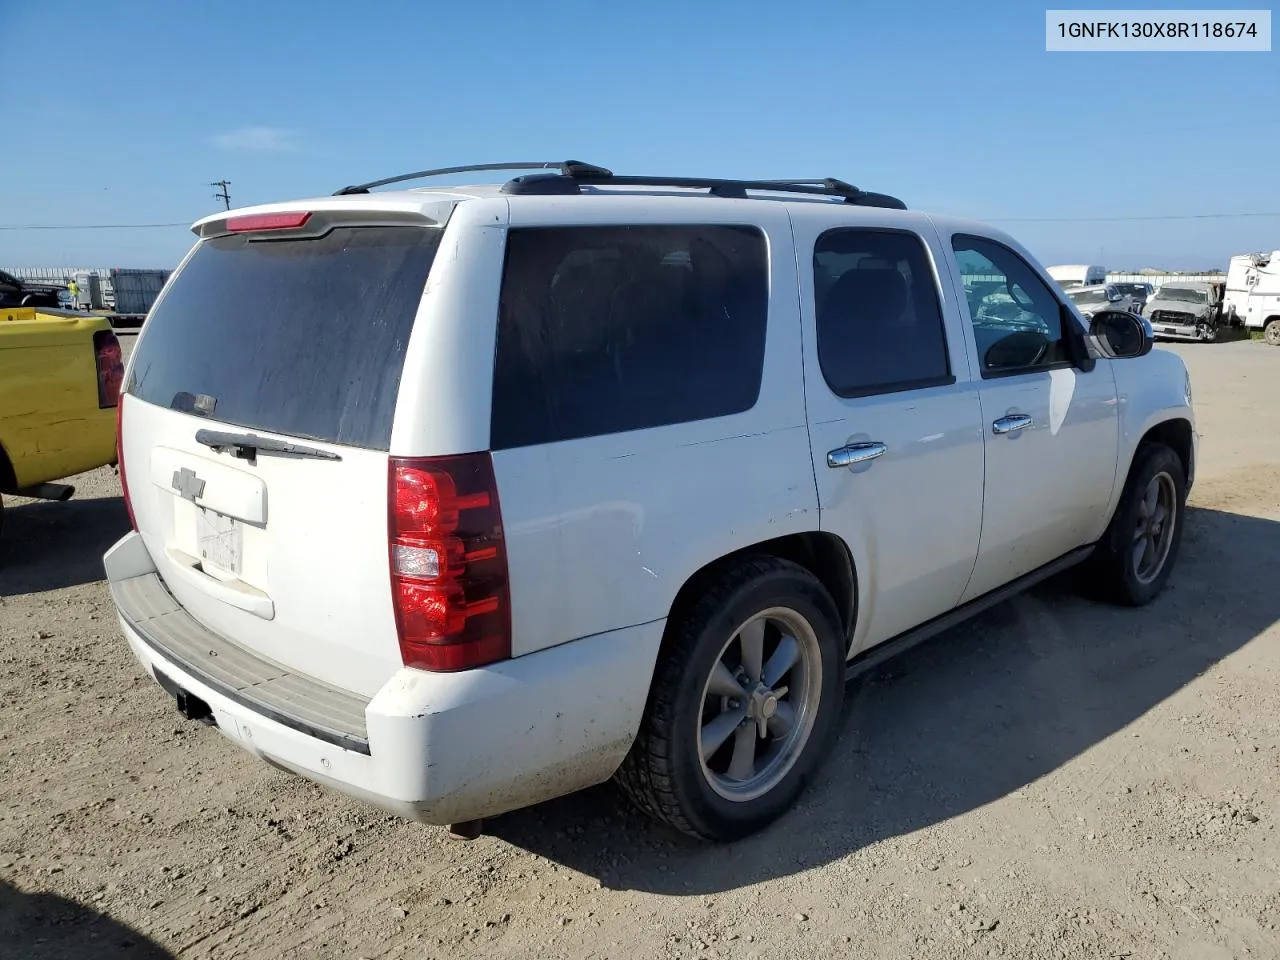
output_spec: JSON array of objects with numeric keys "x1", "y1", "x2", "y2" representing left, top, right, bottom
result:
[{"x1": 171, "y1": 467, "x2": 206, "y2": 502}]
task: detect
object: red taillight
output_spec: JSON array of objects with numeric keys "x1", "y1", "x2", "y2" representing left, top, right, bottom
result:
[
  {"x1": 225, "y1": 211, "x2": 312, "y2": 233},
  {"x1": 389, "y1": 453, "x2": 511, "y2": 672},
  {"x1": 93, "y1": 330, "x2": 123, "y2": 409},
  {"x1": 116, "y1": 399, "x2": 136, "y2": 531}
]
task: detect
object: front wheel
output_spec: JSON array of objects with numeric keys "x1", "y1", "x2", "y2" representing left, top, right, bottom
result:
[
  {"x1": 1087, "y1": 443, "x2": 1187, "y2": 606},
  {"x1": 1265, "y1": 318, "x2": 1280, "y2": 346},
  {"x1": 616, "y1": 557, "x2": 845, "y2": 841}
]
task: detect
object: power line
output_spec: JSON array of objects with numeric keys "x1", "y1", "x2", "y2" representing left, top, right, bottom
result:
[
  {"x1": 0, "y1": 222, "x2": 191, "y2": 231},
  {"x1": 991, "y1": 211, "x2": 1280, "y2": 223}
]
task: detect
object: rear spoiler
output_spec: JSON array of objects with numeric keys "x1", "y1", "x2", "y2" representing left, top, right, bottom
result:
[{"x1": 194, "y1": 206, "x2": 446, "y2": 240}]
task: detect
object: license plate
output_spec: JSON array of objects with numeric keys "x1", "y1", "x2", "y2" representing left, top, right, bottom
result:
[{"x1": 197, "y1": 508, "x2": 242, "y2": 576}]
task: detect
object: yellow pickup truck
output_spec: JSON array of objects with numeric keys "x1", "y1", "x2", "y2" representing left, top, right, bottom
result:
[{"x1": 0, "y1": 307, "x2": 124, "y2": 534}]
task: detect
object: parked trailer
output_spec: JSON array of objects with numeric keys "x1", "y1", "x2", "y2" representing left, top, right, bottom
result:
[
  {"x1": 1225, "y1": 251, "x2": 1280, "y2": 344},
  {"x1": 109, "y1": 268, "x2": 169, "y2": 316}
]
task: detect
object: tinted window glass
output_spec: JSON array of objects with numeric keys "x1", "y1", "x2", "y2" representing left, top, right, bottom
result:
[
  {"x1": 126, "y1": 227, "x2": 440, "y2": 450},
  {"x1": 952, "y1": 235, "x2": 1071, "y2": 376},
  {"x1": 491, "y1": 225, "x2": 768, "y2": 449},
  {"x1": 813, "y1": 229, "x2": 951, "y2": 397}
]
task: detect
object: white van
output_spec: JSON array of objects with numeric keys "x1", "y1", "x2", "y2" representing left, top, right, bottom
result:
[{"x1": 1046, "y1": 264, "x2": 1107, "y2": 289}]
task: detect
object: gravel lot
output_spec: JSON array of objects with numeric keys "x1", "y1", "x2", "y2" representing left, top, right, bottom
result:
[{"x1": 2, "y1": 338, "x2": 1278, "y2": 960}]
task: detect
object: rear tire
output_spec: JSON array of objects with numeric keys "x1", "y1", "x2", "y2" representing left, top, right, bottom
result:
[
  {"x1": 1087, "y1": 443, "x2": 1186, "y2": 606},
  {"x1": 616, "y1": 557, "x2": 845, "y2": 841}
]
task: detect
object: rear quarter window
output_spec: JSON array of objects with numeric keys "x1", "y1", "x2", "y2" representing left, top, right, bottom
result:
[
  {"x1": 125, "y1": 226, "x2": 440, "y2": 450},
  {"x1": 490, "y1": 224, "x2": 768, "y2": 449}
]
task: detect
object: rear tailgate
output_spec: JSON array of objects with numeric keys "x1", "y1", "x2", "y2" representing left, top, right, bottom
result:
[{"x1": 121, "y1": 218, "x2": 443, "y2": 697}]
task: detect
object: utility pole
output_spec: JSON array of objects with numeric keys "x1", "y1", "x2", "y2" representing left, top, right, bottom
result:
[{"x1": 211, "y1": 179, "x2": 232, "y2": 211}]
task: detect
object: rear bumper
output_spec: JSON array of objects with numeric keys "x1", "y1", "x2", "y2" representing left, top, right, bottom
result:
[{"x1": 105, "y1": 531, "x2": 664, "y2": 824}]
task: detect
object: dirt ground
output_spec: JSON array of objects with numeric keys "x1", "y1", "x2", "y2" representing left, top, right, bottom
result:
[{"x1": 2, "y1": 339, "x2": 1278, "y2": 960}]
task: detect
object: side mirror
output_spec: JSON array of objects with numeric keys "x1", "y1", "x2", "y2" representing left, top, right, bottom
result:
[
  {"x1": 1059, "y1": 303, "x2": 1096, "y2": 372},
  {"x1": 1090, "y1": 309, "x2": 1153, "y2": 359}
]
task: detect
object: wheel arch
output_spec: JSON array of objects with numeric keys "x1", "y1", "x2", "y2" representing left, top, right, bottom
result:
[
  {"x1": 662, "y1": 531, "x2": 858, "y2": 657},
  {"x1": 1136, "y1": 417, "x2": 1194, "y2": 489}
]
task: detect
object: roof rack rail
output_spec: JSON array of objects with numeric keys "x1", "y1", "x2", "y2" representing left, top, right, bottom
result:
[
  {"x1": 332, "y1": 160, "x2": 613, "y2": 196},
  {"x1": 500, "y1": 171, "x2": 906, "y2": 209}
]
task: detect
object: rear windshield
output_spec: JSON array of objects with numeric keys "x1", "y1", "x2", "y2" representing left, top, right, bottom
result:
[{"x1": 126, "y1": 226, "x2": 440, "y2": 449}]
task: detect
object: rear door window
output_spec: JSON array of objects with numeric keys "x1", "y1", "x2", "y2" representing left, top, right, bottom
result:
[
  {"x1": 125, "y1": 226, "x2": 440, "y2": 450},
  {"x1": 813, "y1": 228, "x2": 952, "y2": 397},
  {"x1": 491, "y1": 225, "x2": 768, "y2": 449}
]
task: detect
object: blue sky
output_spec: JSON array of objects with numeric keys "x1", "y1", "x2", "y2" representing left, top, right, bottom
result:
[{"x1": 1, "y1": 0, "x2": 1275, "y2": 270}]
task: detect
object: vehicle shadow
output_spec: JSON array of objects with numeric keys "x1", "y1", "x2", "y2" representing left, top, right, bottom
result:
[
  {"x1": 1211, "y1": 325, "x2": 1252, "y2": 343},
  {"x1": 0, "y1": 496, "x2": 128, "y2": 596},
  {"x1": 0, "y1": 880, "x2": 173, "y2": 959},
  {"x1": 490, "y1": 505, "x2": 1280, "y2": 894}
]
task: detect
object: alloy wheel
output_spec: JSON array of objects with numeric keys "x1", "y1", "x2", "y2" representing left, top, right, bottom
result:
[
  {"x1": 1133, "y1": 472, "x2": 1177, "y2": 585},
  {"x1": 697, "y1": 607, "x2": 823, "y2": 802}
]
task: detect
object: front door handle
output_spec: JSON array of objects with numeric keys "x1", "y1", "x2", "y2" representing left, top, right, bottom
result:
[
  {"x1": 827, "y1": 442, "x2": 888, "y2": 468},
  {"x1": 992, "y1": 414, "x2": 1034, "y2": 435}
]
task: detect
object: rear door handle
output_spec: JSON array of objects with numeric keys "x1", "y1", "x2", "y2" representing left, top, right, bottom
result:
[
  {"x1": 992, "y1": 414, "x2": 1034, "y2": 435},
  {"x1": 827, "y1": 442, "x2": 888, "y2": 468}
]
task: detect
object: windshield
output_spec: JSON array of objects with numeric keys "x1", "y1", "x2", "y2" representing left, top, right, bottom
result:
[
  {"x1": 125, "y1": 225, "x2": 441, "y2": 450},
  {"x1": 1157, "y1": 287, "x2": 1208, "y2": 303},
  {"x1": 1068, "y1": 288, "x2": 1109, "y2": 305}
]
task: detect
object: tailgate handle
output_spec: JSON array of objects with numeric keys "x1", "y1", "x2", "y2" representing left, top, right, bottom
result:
[{"x1": 164, "y1": 547, "x2": 276, "y2": 621}]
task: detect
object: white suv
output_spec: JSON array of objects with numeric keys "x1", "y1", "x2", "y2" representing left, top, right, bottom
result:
[{"x1": 105, "y1": 162, "x2": 1196, "y2": 842}]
